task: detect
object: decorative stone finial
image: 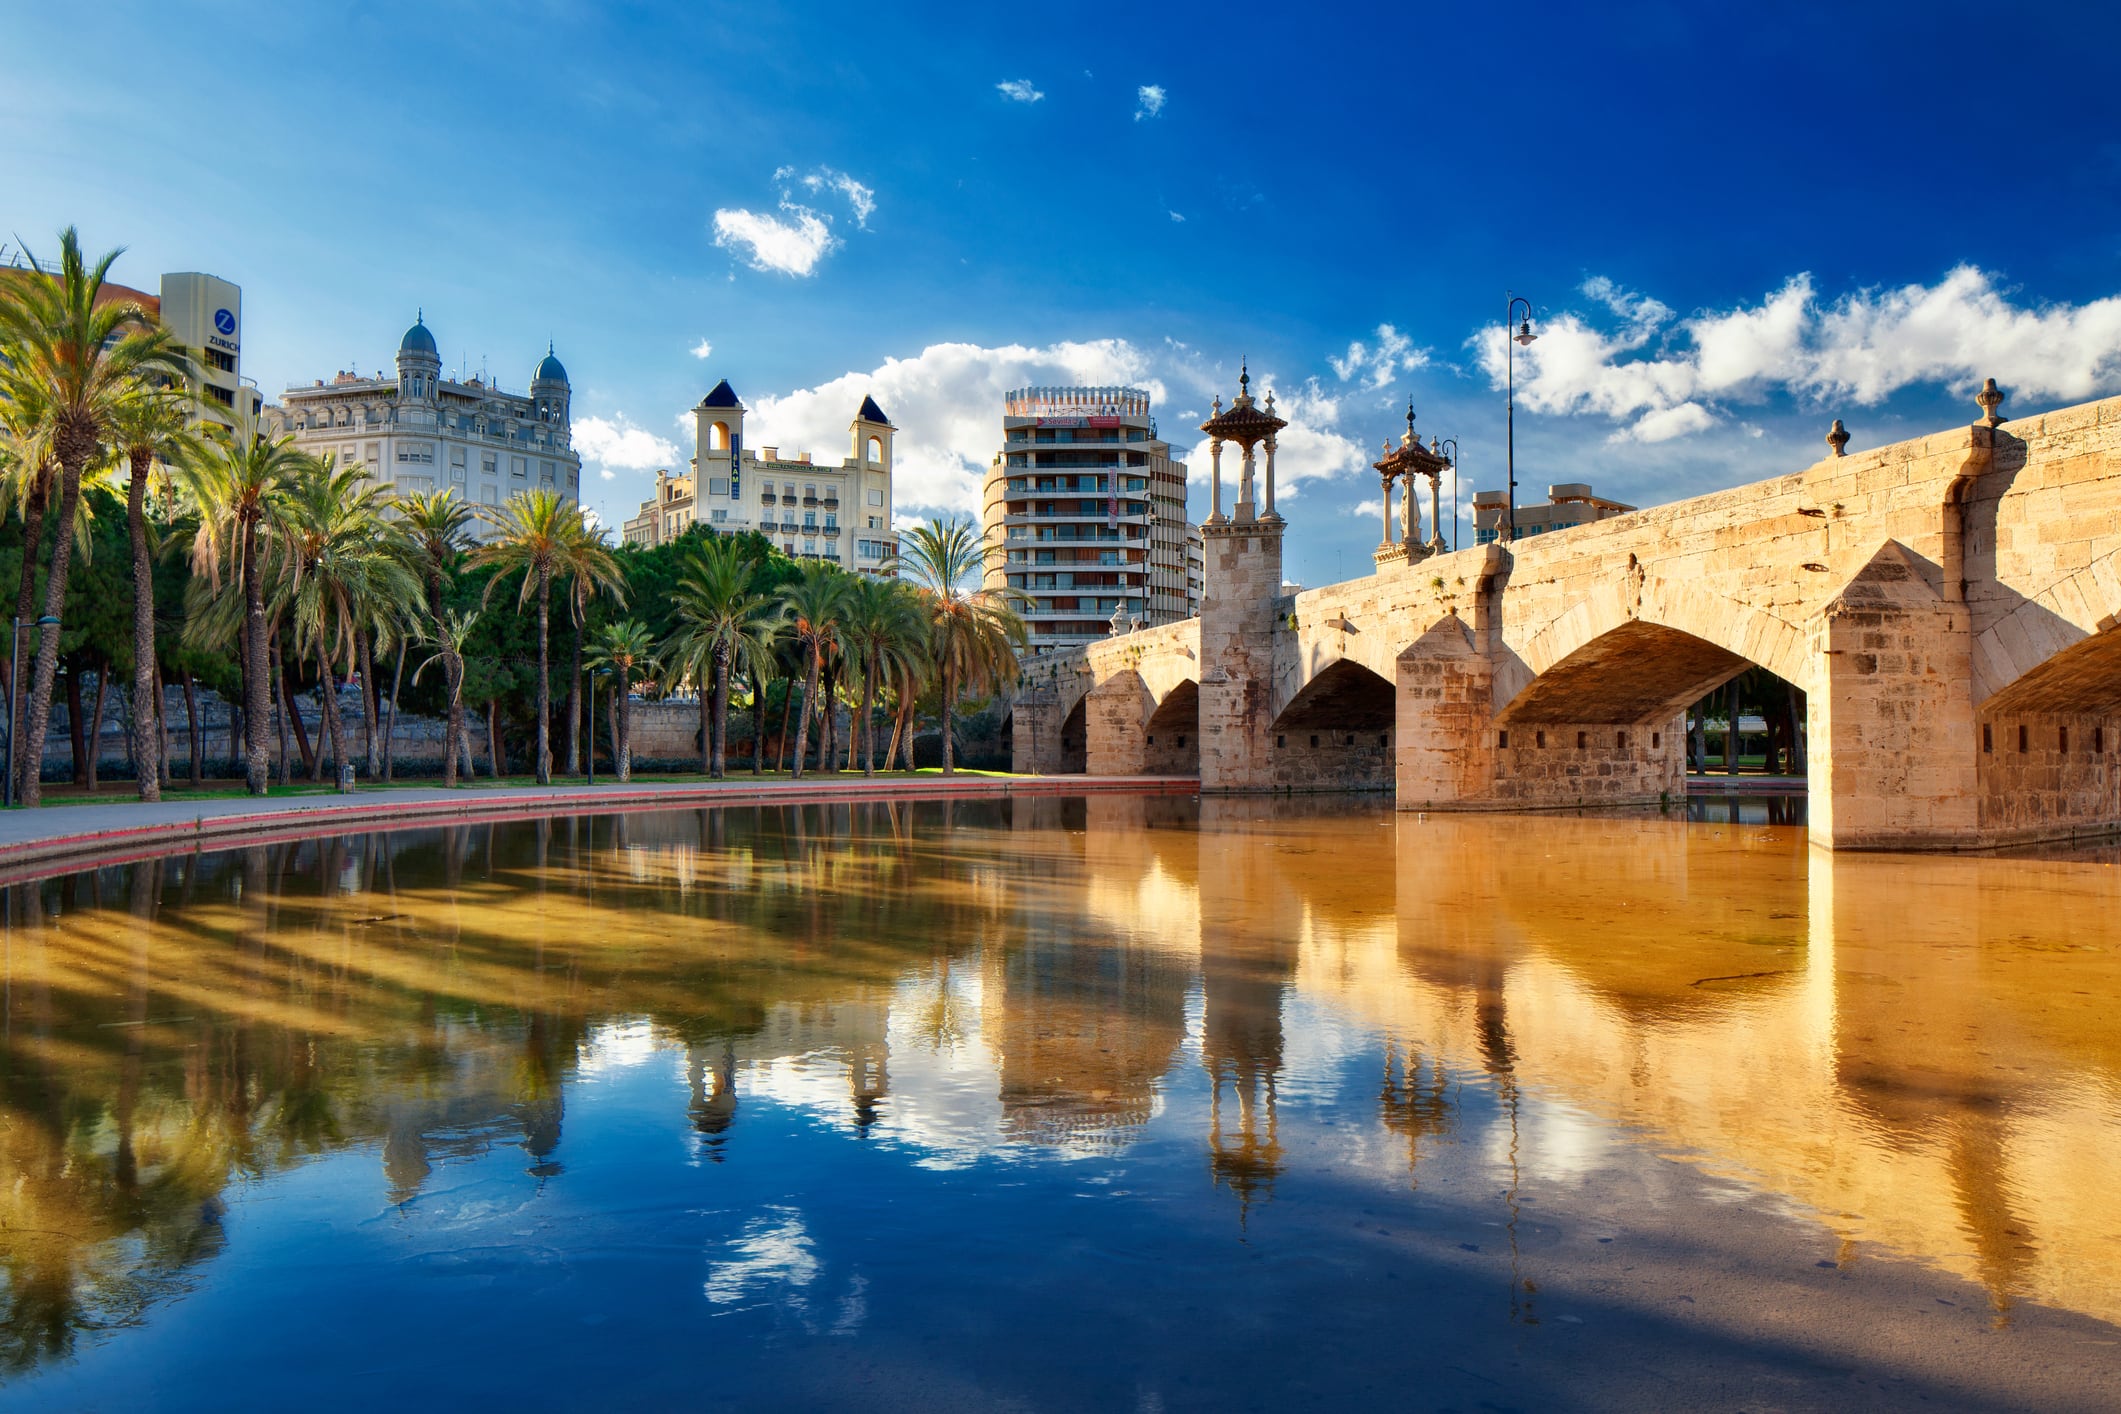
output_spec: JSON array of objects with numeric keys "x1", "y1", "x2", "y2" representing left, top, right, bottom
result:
[
  {"x1": 1826, "y1": 419, "x2": 1850, "y2": 457},
  {"x1": 1976, "y1": 377, "x2": 2006, "y2": 427},
  {"x1": 1211, "y1": 395, "x2": 1223, "y2": 416},
  {"x1": 1238, "y1": 359, "x2": 1250, "y2": 398},
  {"x1": 1404, "y1": 399, "x2": 1418, "y2": 447},
  {"x1": 1264, "y1": 390, "x2": 1276, "y2": 415}
]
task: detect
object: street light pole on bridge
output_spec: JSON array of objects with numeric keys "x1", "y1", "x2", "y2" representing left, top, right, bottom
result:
[{"x1": 1505, "y1": 295, "x2": 1538, "y2": 544}]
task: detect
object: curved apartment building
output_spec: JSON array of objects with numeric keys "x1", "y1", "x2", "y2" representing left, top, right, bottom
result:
[{"x1": 984, "y1": 386, "x2": 1194, "y2": 653}]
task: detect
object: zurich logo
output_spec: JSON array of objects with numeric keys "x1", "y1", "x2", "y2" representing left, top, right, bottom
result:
[{"x1": 213, "y1": 308, "x2": 236, "y2": 336}]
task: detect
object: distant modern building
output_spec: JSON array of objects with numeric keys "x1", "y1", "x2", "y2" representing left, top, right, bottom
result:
[
  {"x1": 621, "y1": 378, "x2": 898, "y2": 577},
  {"x1": 3, "y1": 257, "x2": 262, "y2": 437},
  {"x1": 266, "y1": 314, "x2": 580, "y2": 534},
  {"x1": 1471, "y1": 482, "x2": 1635, "y2": 545},
  {"x1": 1185, "y1": 522, "x2": 1206, "y2": 619},
  {"x1": 983, "y1": 386, "x2": 1192, "y2": 652}
]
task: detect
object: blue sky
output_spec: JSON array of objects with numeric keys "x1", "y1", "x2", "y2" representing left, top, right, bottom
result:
[{"x1": 7, "y1": 0, "x2": 2120, "y2": 587}]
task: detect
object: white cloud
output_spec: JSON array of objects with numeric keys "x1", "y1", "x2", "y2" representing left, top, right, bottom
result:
[
  {"x1": 711, "y1": 166, "x2": 877, "y2": 275},
  {"x1": 1168, "y1": 210, "x2": 1185, "y2": 223},
  {"x1": 574, "y1": 414, "x2": 681, "y2": 480},
  {"x1": 1350, "y1": 497, "x2": 1383, "y2": 520},
  {"x1": 712, "y1": 206, "x2": 836, "y2": 277},
  {"x1": 747, "y1": 339, "x2": 1164, "y2": 515},
  {"x1": 1328, "y1": 323, "x2": 1433, "y2": 392},
  {"x1": 996, "y1": 79, "x2": 1044, "y2": 103},
  {"x1": 689, "y1": 337, "x2": 714, "y2": 360},
  {"x1": 797, "y1": 167, "x2": 876, "y2": 228},
  {"x1": 1134, "y1": 85, "x2": 1166, "y2": 120},
  {"x1": 1476, "y1": 268, "x2": 2121, "y2": 443}
]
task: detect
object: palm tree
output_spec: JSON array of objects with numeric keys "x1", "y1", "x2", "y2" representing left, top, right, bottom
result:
[
  {"x1": 843, "y1": 577, "x2": 927, "y2": 776},
  {"x1": 472, "y1": 489, "x2": 622, "y2": 784},
  {"x1": 0, "y1": 227, "x2": 191, "y2": 805},
  {"x1": 412, "y1": 608, "x2": 482, "y2": 787},
  {"x1": 778, "y1": 561, "x2": 854, "y2": 781},
  {"x1": 181, "y1": 433, "x2": 310, "y2": 795},
  {"x1": 391, "y1": 488, "x2": 475, "y2": 620},
  {"x1": 585, "y1": 620, "x2": 656, "y2": 782},
  {"x1": 891, "y1": 517, "x2": 1026, "y2": 775},
  {"x1": 666, "y1": 537, "x2": 784, "y2": 779},
  {"x1": 103, "y1": 383, "x2": 204, "y2": 801},
  {"x1": 278, "y1": 455, "x2": 417, "y2": 781}
]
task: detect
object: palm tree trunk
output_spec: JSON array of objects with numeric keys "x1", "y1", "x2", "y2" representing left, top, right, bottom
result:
[
  {"x1": 820, "y1": 667, "x2": 838, "y2": 775},
  {"x1": 311, "y1": 645, "x2": 336, "y2": 782},
  {"x1": 708, "y1": 644, "x2": 730, "y2": 779},
  {"x1": 616, "y1": 669, "x2": 633, "y2": 782},
  {"x1": 940, "y1": 665, "x2": 957, "y2": 775},
  {"x1": 66, "y1": 660, "x2": 87, "y2": 786},
  {"x1": 383, "y1": 640, "x2": 406, "y2": 781},
  {"x1": 240, "y1": 523, "x2": 272, "y2": 796},
  {"x1": 564, "y1": 613, "x2": 583, "y2": 775},
  {"x1": 488, "y1": 698, "x2": 502, "y2": 778},
  {"x1": 21, "y1": 458, "x2": 89, "y2": 807},
  {"x1": 358, "y1": 630, "x2": 380, "y2": 778},
  {"x1": 791, "y1": 651, "x2": 820, "y2": 780},
  {"x1": 126, "y1": 449, "x2": 160, "y2": 801},
  {"x1": 10, "y1": 476, "x2": 45, "y2": 800},
  {"x1": 885, "y1": 701, "x2": 906, "y2": 774},
  {"x1": 775, "y1": 677, "x2": 793, "y2": 774},
  {"x1": 183, "y1": 672, "x2": 202, "y2": 786},
  {"x1": 898, "y1": 701, "x2": 917, "y2": 772},
  {"x1": 860, "y1": 650, "x2": 880, "y2": 776},
  {"x1": 752, "y1": 674, "x2": 768, "y2": 771},
  {"x1": 84, "y1": 655, "x2": 112, "y2": 792},
  {"x1": 534, "y1": 565, "x2": 552, "y2": 785},
  {"x1": 270, "y1": 631, "x2": 291, "y2": 785}
]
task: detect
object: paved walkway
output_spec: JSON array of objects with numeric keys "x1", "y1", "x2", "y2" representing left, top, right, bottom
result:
[{"x1": 0, "y1": 775, "x2": 1199, "y2": 878}]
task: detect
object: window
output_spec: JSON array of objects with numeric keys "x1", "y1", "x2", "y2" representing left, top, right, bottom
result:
[
  {"x1": 1983, "y1": 724, "x2": 1993, "y2": 753},
  {"x1": 1652, "y1": 732, "x2": 1661, "y2": 749},
  {"x1": 784, "y1": 542, "x2": 795, "y2": 555},
  {"x1": 511, "y1": 456, "x2": 528, "y2": 479},
  {"x1": 711, "y1": 509, "x2": 727, "y2": 523},
  {"x1": 205, "y1": 384, "x2": 235, "y2": 408},
  {"x1": 204, "y1": 347, "x2": 236, "y2": 373},
  {"x1": 709, "y1": 477, "x2": 730, "y2": 497},
  {"x1": 1616, "y1": 731, "x2": 1628, "y2": 749},
  {"x1": 2019, "y1": 724, "x2": 2028, "y2": 753},
  {"x1": 396, "y1": 442, "x2": 435, "y2": 464},
  {"x1": 480, "y1": 485, "x2": 498, "y2": 505},
  {"x1": 540, "y1": 460, "x2": 556, "y2": 484},
  {"x1": 867, "y1": 490, "x2": 884, "y2": 507},
  {"x1": 481, "y1": 453, "x2": 497, "y2": 476},
  {"x1": 450, "y1": 463, "x2": 466, "y2": 483},
  {"x1": 868, "y1": 516, "x2": 880, "y2": 529},
  {"x1": 451, "y1": 446, "x2": 466, "y2": 467},
  {"x1": 367, "y1": 443, "x2": 382, "y2": 465},
  {"x1": 1535, "y1": 731, "x2": 1546, "y2": 748},
  {"x1": 803, "y1": 539, "x2": 817, "y2": 555},
  {"x1": 804, "y1": 513, "x2": 817, "y2": 528},
  {"x1": 2060, "y1": 726, "x2": 2069, "y2": 752},
  {"x1": 1498, "y1": 730, "x2": 1508, "y2": 749}
]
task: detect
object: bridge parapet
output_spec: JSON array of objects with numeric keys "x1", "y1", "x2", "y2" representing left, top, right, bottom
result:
[{"x1": 1011, "y1": 391, "x2": 2121, "y2": 848}]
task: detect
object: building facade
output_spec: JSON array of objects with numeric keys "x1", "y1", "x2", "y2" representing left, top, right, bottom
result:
[
  {"x1": 11, "y1": 262, "x2": 264, "y2": 437},
  {"x1": 1471, "y1": 482, "x2": 1635, "y2": 545},
  {"x1": 620, "y1": 378, "x2": 898, "y2": 576},
  {"x1": 983, "y1": 386, "x2": 1193, "y2": 652},
  {"x1": 267, "y1": 315, "x2": 580, "y2": 533}
]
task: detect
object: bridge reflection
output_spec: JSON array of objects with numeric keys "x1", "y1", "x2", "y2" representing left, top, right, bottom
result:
[{"x1": 0, "y1": 798, "x2": 2117, "y2": 1371}]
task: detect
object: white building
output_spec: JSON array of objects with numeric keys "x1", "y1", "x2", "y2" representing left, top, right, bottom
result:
[
  {"x1": 268, "y1": 314, "x2": 580, "y2": 533},
  {"x1": 621, "y1": 378, "x2": 898, "y2": 576}
]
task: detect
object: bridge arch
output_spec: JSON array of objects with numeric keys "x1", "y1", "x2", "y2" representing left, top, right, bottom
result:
[
  {"x1": 1512, "y1": 574, "x2": 1809, "y2": 700},
  {"x1": 1266, "y1": 658, "x2": 1395, "y2": 791},
  {"x1": 1142, "y1": 679, "x2": 1200, "y2": 775}
]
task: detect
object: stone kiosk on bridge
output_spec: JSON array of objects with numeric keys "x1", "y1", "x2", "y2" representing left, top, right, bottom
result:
[{"x1": 1011, "y1": 378, "x2": 2121, "y2": 851}]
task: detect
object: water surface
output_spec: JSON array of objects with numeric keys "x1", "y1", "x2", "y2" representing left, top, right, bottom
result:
[{"x1": 4, "y1": 797, "x2": 2118, "y2": 1411}]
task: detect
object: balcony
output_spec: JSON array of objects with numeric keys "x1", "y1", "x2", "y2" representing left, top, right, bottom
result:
[{"x1": 761, "y1": 492, "x2": 778, "y2": 506}]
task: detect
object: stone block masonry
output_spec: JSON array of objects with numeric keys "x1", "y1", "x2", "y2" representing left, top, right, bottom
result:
[{"x1": 1014, "y1": 391, "x2": 2121, "y2": 850}]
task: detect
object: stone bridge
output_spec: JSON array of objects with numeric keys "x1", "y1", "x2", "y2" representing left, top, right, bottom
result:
[{"x1": 1010, "y1": 391, "x2": 2121, "y2": 850}]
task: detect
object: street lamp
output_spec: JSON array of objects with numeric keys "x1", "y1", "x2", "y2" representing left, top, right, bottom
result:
[
  {"x1": 1436, "y1": 437, "x2": 1460, "y2": 552},
  {"x1": 1505, "y1": 294, "x2": 1538, "y2": 544},
  {"x1": 3, "y1": 616, "x2": 60, "y2": 808}
]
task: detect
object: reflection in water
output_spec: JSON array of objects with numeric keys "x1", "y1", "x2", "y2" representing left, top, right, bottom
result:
[{"x1": 2, "y1": 798, "x2": 2119, "y2": 1406}]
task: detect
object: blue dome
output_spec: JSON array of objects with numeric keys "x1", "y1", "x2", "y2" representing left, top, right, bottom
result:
[
  {"x1": 533, "y1": 344, "x2": 568, "y2": 384},
  {"x1": 399, "y1": 314, "x2": 438, "y2": 357}
]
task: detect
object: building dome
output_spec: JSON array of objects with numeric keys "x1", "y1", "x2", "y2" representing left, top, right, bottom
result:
[
  {"x1": 533, "y1": 343, "x2": 568, "y2": 384},
  {"x1": 400, "y1": 313, "x2": 438, "y2": 357}
]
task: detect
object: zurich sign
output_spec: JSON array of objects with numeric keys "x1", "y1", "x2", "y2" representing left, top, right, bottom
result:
[{"x1": 213, "y1": 308, "x2": 236, "y2": 336}]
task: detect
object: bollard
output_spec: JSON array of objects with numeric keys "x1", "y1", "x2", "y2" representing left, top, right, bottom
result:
[{"x1": 337, "y1": 762, "x2": 356, "y2": 794}]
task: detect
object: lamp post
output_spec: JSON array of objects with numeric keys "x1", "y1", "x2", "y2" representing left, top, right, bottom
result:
[
  {"x1": 1505, "y1": 294, "x2": 1538, "y2": 544},
  {"x1": 3, "y1": 616, "x2": 60, "y2": 808},
  {"x1": 1437, "y1": 437, "x2": 1460, "y2": 551}
]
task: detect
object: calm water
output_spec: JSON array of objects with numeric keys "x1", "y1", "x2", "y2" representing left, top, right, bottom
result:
[{"x1": 3, "y1": 796, "x2": 2119, "y2": 1412}]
